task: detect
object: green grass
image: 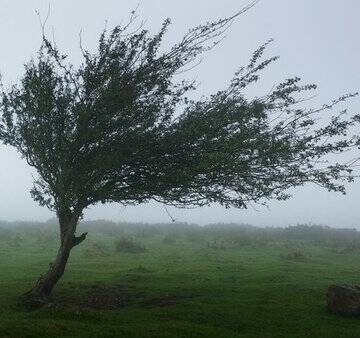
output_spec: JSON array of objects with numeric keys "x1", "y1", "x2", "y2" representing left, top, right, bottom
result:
[{"x1": 1, "y1": 223, "x2": 360, "y2": 337}]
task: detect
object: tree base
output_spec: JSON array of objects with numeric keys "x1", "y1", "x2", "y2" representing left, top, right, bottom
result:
[{"x1": 19, "y1": 290, "x2": 52, "y2": 309}]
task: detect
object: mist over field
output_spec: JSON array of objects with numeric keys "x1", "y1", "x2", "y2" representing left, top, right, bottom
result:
[
  {"x1": 0, "y1": 0, "x2": 359, "y2": 227},
  {"x1": 2, "y1": 219, "x2": 360, "y2": 336}
]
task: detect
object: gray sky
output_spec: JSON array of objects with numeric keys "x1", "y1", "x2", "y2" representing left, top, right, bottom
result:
[{"x1": 0, "y1": 0, "x2": 359, "y2": 227}]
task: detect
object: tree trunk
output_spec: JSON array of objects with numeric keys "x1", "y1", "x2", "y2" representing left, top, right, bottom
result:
[{"x1": 20, "y1": 212, "x2": 87, "y2": 307}]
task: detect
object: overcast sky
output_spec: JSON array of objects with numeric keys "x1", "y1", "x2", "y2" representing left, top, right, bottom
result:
[{"x1": 0, "y1": 0, "x2": 359, "y2": 227}]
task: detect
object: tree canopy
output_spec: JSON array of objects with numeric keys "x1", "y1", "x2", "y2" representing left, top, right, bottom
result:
[{"x1": 0, "y1": 14, "x2": 358, "y2": 218}]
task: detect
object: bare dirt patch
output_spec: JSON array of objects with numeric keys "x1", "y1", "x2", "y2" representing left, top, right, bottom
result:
[
  {"x1": 55, "y1": 284, "x2": 133, "y2": 310},
  {"x1": 53, "y1": 283, "x2": 195, "y2": 310},
  {"x1": 141, "y1": 293, "x2": 195, "y2": 307},
  {"x1": 142, "y1": 296, "x2": 179, "y2": 307}
]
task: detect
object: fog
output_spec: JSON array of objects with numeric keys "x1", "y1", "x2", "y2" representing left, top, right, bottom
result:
[{"x1": 0, "y1": 0, "x2": 358, "y2": 227}]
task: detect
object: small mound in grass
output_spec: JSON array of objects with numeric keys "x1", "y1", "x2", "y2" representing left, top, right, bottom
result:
[{"x1": 115, "y1": 237, "x2": 146, "y2": 253}]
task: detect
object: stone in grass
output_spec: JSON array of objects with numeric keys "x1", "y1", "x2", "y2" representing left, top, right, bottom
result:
[{"x1": 327, "y1": 284, "x2": 360, "y2": 316}]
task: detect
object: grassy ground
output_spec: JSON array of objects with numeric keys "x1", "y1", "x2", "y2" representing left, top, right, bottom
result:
[{"x1": 1, "y1": 222, "x2": 360, "y2": 337}]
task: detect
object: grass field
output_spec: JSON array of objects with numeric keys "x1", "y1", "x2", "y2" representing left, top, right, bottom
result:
[{"x1": 1, "y1": 221, "x2": 360, "y2": 337}]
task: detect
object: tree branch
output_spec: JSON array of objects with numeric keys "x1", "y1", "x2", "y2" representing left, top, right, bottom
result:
[{"x1": 71, "y1": 232, "x2": 88, "y2": 247}]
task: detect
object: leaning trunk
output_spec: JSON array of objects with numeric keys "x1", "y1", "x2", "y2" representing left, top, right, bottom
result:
[
  {"x1": 20, "y1": 212, "x2": 87, "y2": 307},
  {"x1": 21, "y1": 234, "x2": 73, "y2": 306}
]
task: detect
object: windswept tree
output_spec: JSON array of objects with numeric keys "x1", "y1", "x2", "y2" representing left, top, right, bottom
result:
[{"x1": 0, "y1": 6, "x2": 358, "y2": 305}]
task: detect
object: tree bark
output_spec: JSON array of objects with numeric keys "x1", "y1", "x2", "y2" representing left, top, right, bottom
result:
[{"x1": 20, "y1": 211, "x2": 87, "y2": 307}]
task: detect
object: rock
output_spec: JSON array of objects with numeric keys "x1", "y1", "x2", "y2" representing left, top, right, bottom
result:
[{"x1": 327, "y1": 284, "x2": 360, "y2": 316}]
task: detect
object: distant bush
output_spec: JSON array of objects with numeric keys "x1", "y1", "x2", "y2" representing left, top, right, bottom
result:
[
  {"x1": 84, "y1": 242, "x2": 109, "y2": 257},
  {"x1": 115, "y1": 238, "x2": 146, "y2": 253},
  {"x1": 1, "y1": 220, "x2": 360, "y2": 252},
  {"x1": 0, "y1": 227, "x2": 18, "y2": 242},
  {"x1": 162, "y1": 234, "x2": 177, "y2": 245},
  {"x1": 78, "y1": 220, "x2": 125, "y2": 236},
  {"x1": 135, "y1": 226, "x2": 162, "y2": 238},
  {"x1": 207, "y1": 239, "x2": 226, "y2": 250},
  {"x1": 7, "y1": 235, "x2": 23, "y2": 248},
  {"x1": 330, "y1": 244, "x2": 360, "y2": 254},
  {"x1": 132, "y1": 264, "x2": 151, "y2": 273},
  {"x1": 186, "y1": 229, "x2": 204, "y2": 243},
  {"x1": 282, "y1": 224, "x2": 360, "y2": 247},
  {"x1": 281, "y1": 251, "x2": 306, "y2": 261}
]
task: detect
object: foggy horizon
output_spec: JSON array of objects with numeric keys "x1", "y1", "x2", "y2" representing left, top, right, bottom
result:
[{"x1": 0, "y1": 0, "x2": 359, "y2": 228}]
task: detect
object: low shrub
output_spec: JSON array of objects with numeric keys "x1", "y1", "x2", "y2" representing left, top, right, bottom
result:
[
  {"x1": 186, "y1": 229, "x2": 204, "y2": 243},
  {"x1": 115, "y1": 238, "x2": 146, "y2": 253},
  {"x1": 207, "y1": 239, "x2": 226, "y2": 250},
  {"x1": 281, "y1": 251, "x2": 306, "y2": 261},
  {"x1": 162, "y1": 234, "x2": 177, "y2": 245},
  {"x1": 6, "y1": 235, "x2": 23, "y2": 248},
  {"x1": 84, "y1": 242, "x2": 109, "y2": 257}
]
